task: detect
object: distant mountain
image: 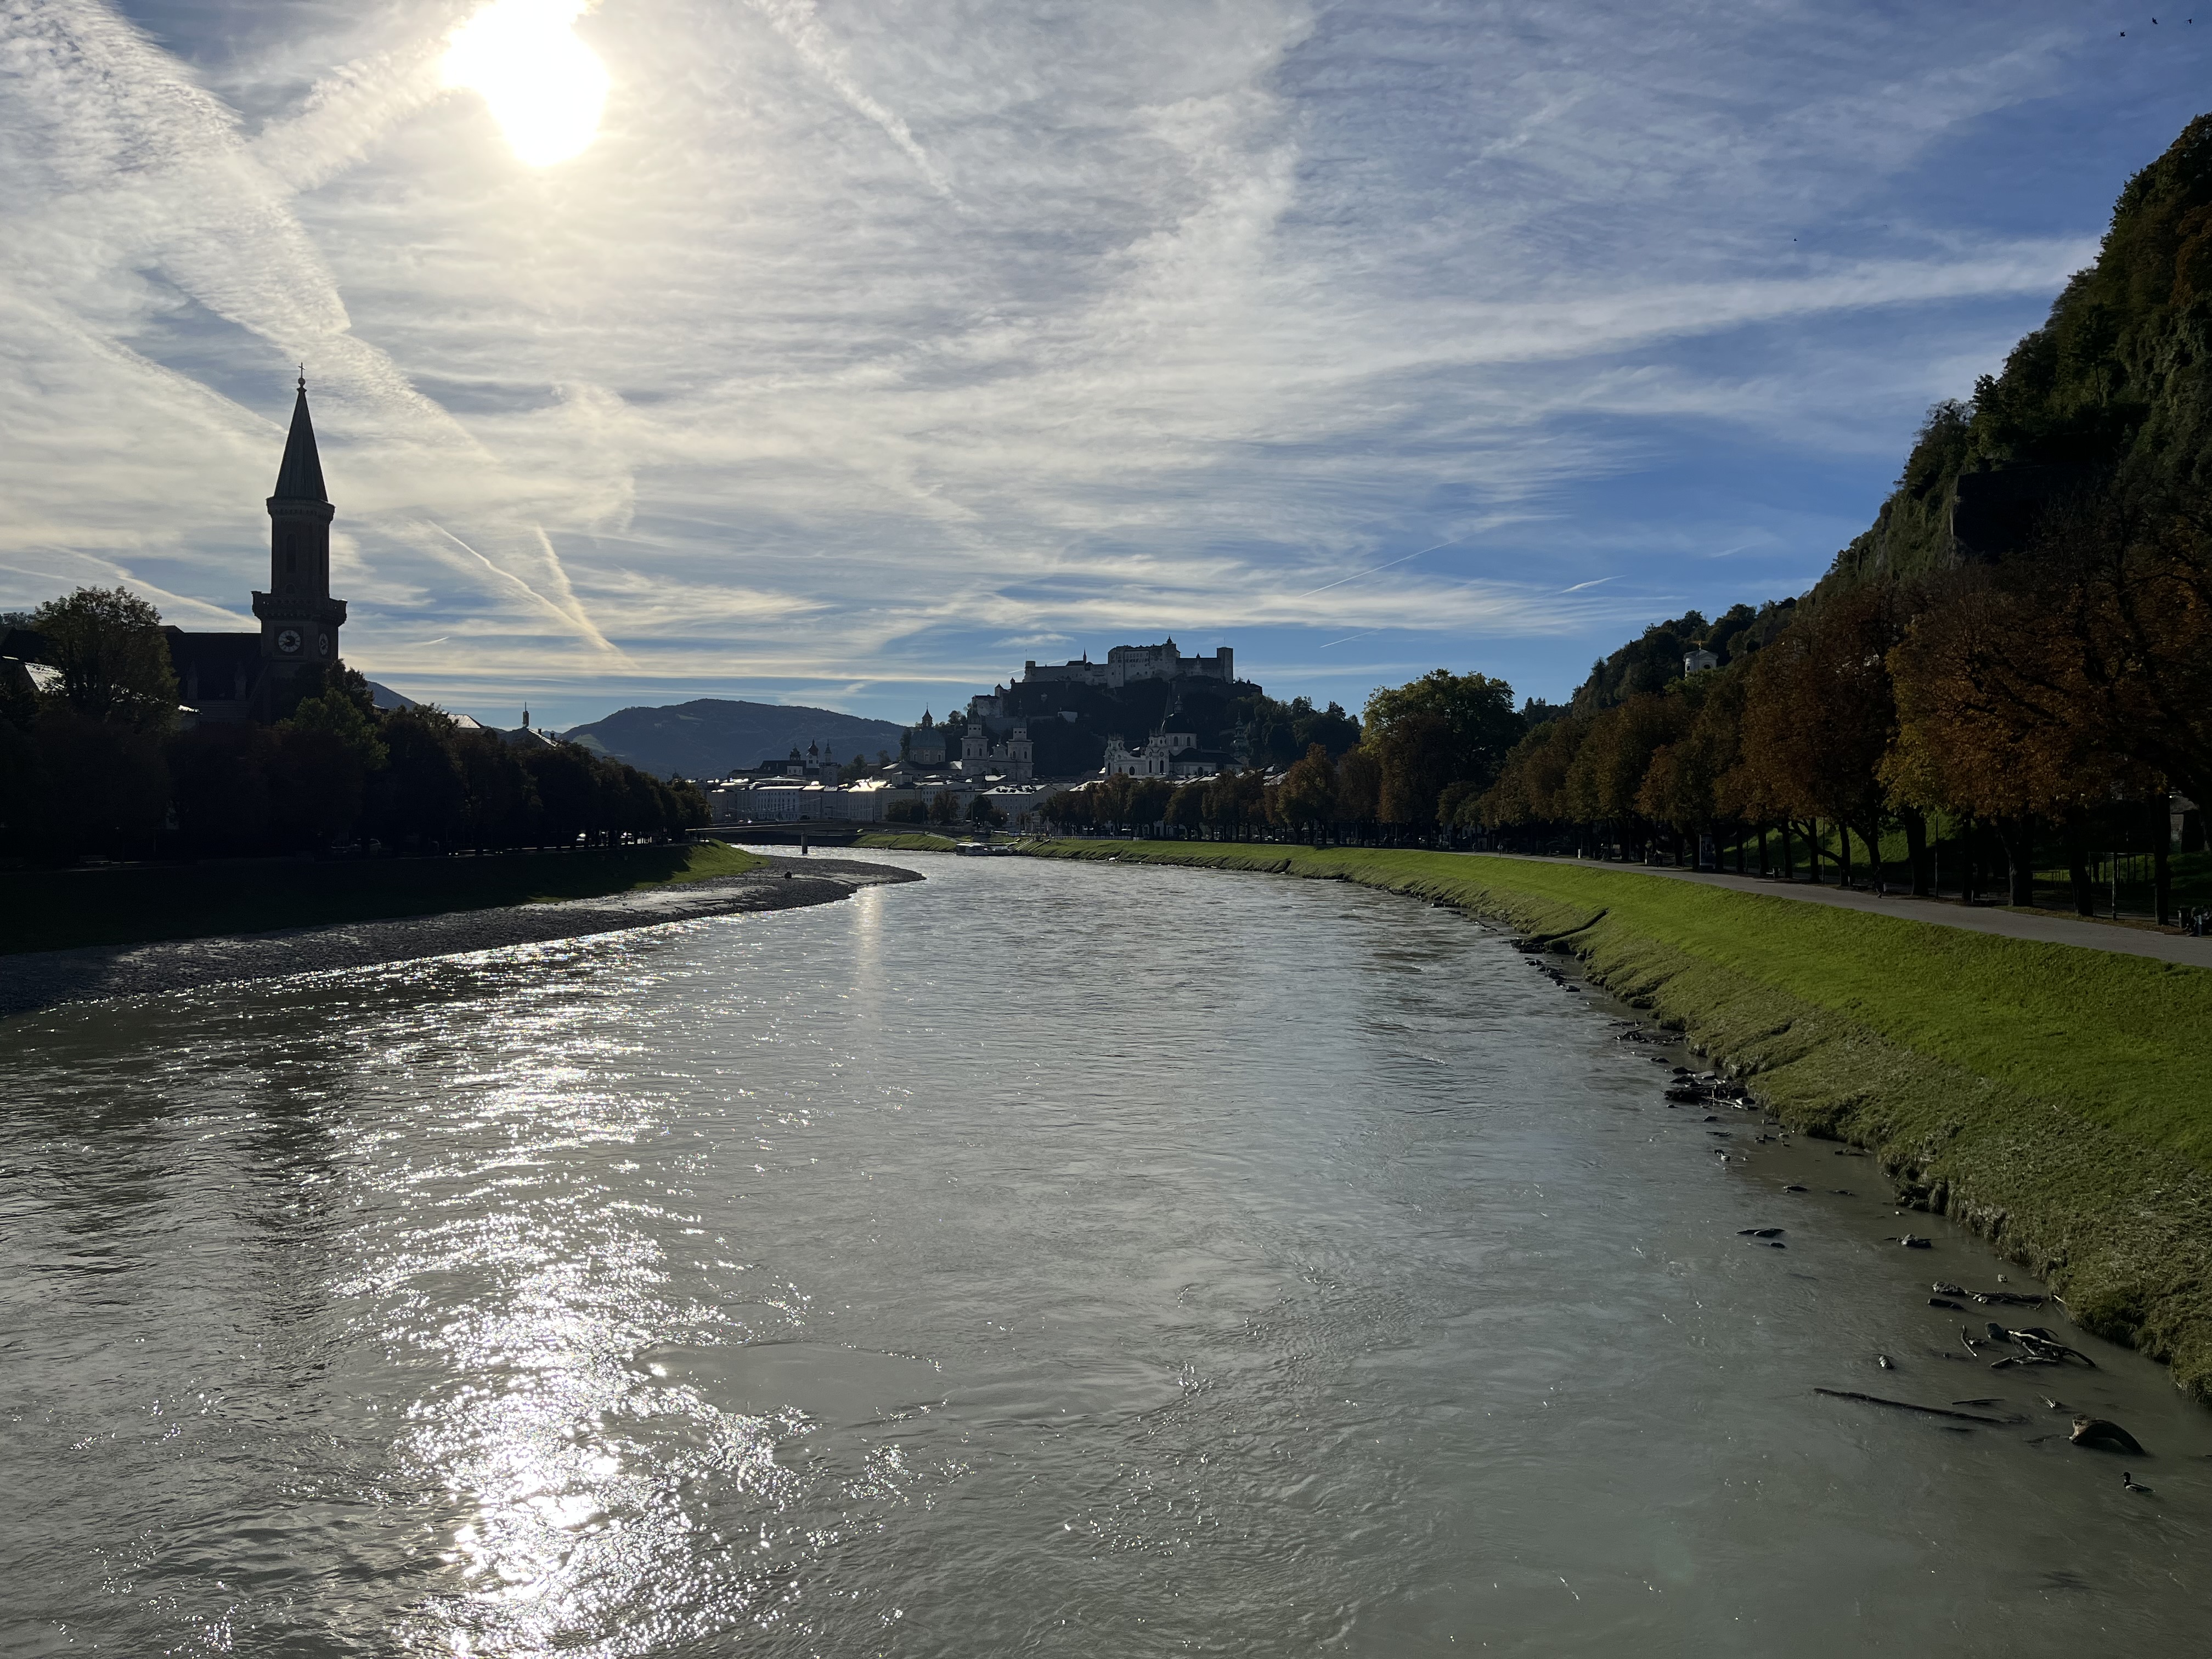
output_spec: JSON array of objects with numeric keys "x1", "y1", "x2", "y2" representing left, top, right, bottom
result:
[
  {"x1": 560, "y1": 699, "x2": 905, "y2": 780},
  {"x1": 366, "y1": 681, "x2": 418, "y2": 710}
]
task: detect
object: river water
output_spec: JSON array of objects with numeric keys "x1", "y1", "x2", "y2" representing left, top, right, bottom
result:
[{"x1": 3, "y1": 852, "x2": 2207, "y2": 1656}]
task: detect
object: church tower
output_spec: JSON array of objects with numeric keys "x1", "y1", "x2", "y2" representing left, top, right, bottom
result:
[{"x1": 251, "y1": 375, "x2": 348, "y2": 688}]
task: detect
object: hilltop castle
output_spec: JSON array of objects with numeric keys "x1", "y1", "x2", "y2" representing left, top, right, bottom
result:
[
  {"x1": 1019, "y1": 639, "x2": 1232, "y2": 689},
  {"x1": 165, "y1": 377, "x2": 348, "y2": 721}
]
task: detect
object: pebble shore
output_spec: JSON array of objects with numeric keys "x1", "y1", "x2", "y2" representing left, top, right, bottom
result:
[{"x1": 0, "y1": 856, "x2": 919, "y2": 1019}]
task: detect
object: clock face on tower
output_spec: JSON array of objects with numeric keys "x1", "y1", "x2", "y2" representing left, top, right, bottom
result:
[
  {"x1": 276, "y1": 628, "x2": 302, "y2": 655},
  {"x1": 318, "y1": 632, "x2": 331, "y2": 658}
]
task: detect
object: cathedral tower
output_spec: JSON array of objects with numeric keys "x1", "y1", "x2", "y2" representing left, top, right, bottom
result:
[{"x1": 251, "y1": 375, "x2": 347, "y2": 684}]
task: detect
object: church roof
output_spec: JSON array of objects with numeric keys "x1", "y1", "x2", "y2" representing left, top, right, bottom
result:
[{"x1": 272, "y1": 380, "x2": 328, "y2": 503}]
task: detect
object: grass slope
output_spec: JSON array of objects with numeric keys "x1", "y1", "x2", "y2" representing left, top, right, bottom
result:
[
  {"x1": 853, "y1": 832, "x2": 964, "y2": 852},
  {"x1": 1026, "y1": 840, "x2": 2212, "y2": 1400},
  {"x1": 1, "y1": 842, "x2": 768, "y2": 956}
]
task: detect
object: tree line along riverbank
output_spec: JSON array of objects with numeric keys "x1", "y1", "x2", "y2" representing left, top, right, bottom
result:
[
  {"x1": 0, "y1": 840, "x2": 767, "y2": 956},
  {"x1": 1019, "y1": 838, "x2": 2212, "y2": 1403},
  {"x1": 1034, "y1": 120, "x2": 2212, "y2": 925}
]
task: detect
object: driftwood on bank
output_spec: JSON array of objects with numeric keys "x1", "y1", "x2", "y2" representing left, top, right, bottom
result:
[{"x1": 1813, "y1": 1388, "x2": 2022, "y2": 1425}]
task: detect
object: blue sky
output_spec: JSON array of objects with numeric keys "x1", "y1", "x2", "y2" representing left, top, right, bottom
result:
[{"x1": 1, "y1": 1, "x2": 2207, "y2": 729}]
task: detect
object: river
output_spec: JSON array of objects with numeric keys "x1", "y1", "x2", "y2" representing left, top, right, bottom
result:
[{"x1": 2, "y1": 851, "x2": 2206, "y2": 1656}]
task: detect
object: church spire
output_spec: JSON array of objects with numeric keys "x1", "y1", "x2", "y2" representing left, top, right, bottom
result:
[
  {"x1": 272, "y1": 370, "x2": 328, "y2": 503},
  {"x1": 255, "y1": 371, "x2": 345, "y2": 692}
]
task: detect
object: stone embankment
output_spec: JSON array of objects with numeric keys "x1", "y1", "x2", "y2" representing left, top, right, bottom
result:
[{"x1": 0, "y1": 856, "x2": 917, "y2": 1019}]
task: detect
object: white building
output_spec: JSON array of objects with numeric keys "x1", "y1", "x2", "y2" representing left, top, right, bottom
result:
[{"x1": 1102, "y1": 723, "x2": 1223, "y2": 780}]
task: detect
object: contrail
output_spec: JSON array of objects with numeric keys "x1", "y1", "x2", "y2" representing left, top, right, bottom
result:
[
  {"x1": 1293, "y1": 538, "x2": 1464, "y2": 601},
  {"x1": 428, "y1": 521, "x2": 624, "y2": 657},
  {"x1": 0, "y1": 555, "x2": 248, "y2": 630},
  {"x1": 744, "y1": 0, "x2": 955, "y2": 197},
  {"x1": 1561, "y1": 576, "x2": 1617, "y2": 592},
  {"x1": 1321, "y1": 629, "x2": 1381, "y2": 648}
]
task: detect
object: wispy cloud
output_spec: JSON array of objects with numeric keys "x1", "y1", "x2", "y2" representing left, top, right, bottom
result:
[{"x1": 0, "y1": 0, "x2": 2199, "y2": 720}]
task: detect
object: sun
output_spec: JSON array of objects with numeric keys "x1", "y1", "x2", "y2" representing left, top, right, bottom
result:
[{"x1": 443, "y1": 0, "x2": 610, "y2": 168}]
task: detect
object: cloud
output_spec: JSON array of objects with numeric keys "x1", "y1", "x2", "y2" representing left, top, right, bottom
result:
[{"x1": 0, "y1": 0, "x2": 2193, "y2": 719}]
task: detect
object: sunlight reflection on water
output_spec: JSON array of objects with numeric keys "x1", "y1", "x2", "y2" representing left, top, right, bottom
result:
[{"x1": 1, "y1": 859, "x2": 2208, "y2": 1655}]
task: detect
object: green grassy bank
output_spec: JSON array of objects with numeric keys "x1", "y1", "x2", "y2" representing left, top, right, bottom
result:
[
  {"x1": 1026, "y1": 839, "x2": 2212, "y2": 1401},
  {"x1": 853, "y1": 831, "x2": 965, "y2": 852},
  {"x1": 1, "y1": 841, "x2": 768, "y2": 956}
]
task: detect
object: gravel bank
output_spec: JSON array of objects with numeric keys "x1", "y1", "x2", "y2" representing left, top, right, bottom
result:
[{"x1": 0, "y1": 856, "x2": 919, "y2": 1019}]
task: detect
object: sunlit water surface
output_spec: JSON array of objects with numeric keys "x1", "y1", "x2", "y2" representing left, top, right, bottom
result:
[{"x1": 2, "y1": 853, "x2": 2207, "y2": 1656}]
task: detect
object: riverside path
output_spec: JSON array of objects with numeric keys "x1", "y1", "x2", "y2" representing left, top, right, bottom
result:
[{"x1": 1475, "y1": 853, "x2": 2212, "y2": 968}]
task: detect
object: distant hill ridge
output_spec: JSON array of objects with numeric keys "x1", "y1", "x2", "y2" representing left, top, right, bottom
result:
[{"x1": 560, "y1": 699, "x2": 905, "y2": 780}]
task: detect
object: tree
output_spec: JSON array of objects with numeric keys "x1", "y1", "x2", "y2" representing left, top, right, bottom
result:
[
  {"x1": 269, "y1": 726, "x2": 371, "y2": 850},
  {"x1": 282, "y1": 684, "x2": 388, "y2": 772},
  {"x1": 1229, "y1": 693, "x2": 1362, "y2": 767},
  {"x1": 1885, "y1": 569, "x2": 2130, "y2": 908},
  {"x1": 1274, "y1": 743, "x2": 1337, "y2": 833},
  {"x1": 1094, "y1": 774, "x2": 1134, "y2": 829},
  {"x1": 453, "y1": 730, "x2": 539, "y2": 850},
  {"x1": 33, "y1": 710, "x2": 170, "y2": 857},
  {"x1": 1334, "y1": 747, "x2": 1381, "y2": 833},
  {"x1": 1561, "y1": 692, "x2": 1685, "y2": 859},
  {"x1": 1635, "y1": 673, "x2": 1743, "y2": 866},
  {"x1": 522, "y1": 742, "x2": 600, "y2": 845},
  {"x1": 1477, "y1": 718, "x2": 1588, "y2": 841},
  {"x1": 928, "y1": 788, "x2": 963, "y2": 825},
  {"x1": 1373, "y1": 710, "x2": 1455, "y2": 829},
  {"x1": 1204, "y1": 768, "x2": 1267, "y2": 838},
  {"x1": 32, "y1": 586, "x2": 177, "y2": 730},
  {"x1": 371, "y1": 707, "x2": 467, "y2": 850},
  {"x1": 1736, "y1": 588, "x2": 1900, "y2": 888},
  {"x1": 0, "y1": 718, "x2": 53, "y2": 856},
  {"x1": 1126, "y1": 776, "x2": 1173, "y2": 832},
  {"x1": 1971, "y1": 492, "x2": 2212, "y2": 817},
  {"x1": 169, "y1": 725, "x2": 276, "y2": 855},
  {"x1": 966, "y1": 793, "x2": 1006, "y2": 828},
  {"x1": 1362, "y1": 670, "x2": 1523, "y2": 828},
  {"x1": 1165, "y1": 781, "x2": 1206, "y2": 836},
  {"x1": 664, "y1": 776, "x2": 710, "y2": 832}
]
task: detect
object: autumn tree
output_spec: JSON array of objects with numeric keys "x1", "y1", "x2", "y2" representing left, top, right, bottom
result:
[
  {"x1": 1561, "y1": 692, "x2": 1685, "y2": 860},
  {"x1": 1885, "y1": 569, "x2": 2137, "y2": 910},
  {"x1": 1736, "y1": 587, "x2": 1901, "y2": 889},
  {"x1": 1274, "y1": 743, "x2": 1338, "y2": 835},
  {"x1": 1334, "y1": 747, "x2": 1382, "y2": 835},
  {"x1": 1476, "y1": 718, "x2": 1588, "y2": 845}
]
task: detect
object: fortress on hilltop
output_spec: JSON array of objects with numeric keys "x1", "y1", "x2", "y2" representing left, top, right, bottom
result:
[
  {"x1": 164, "y1": 376, "x2": 349, "y2": 721},
  {"x1": 1019, "y1": 639, "x2": 1232, "y2": 690}
]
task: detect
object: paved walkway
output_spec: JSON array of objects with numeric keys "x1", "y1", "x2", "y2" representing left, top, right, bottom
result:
[{"x1": 1477, "y1": 853, "x2": 2212, "y2": 967}]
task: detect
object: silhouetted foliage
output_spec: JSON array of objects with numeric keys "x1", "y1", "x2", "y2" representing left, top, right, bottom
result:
[{"x1": 2, "y1": 585, "x2": 704, "y2": 865}]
